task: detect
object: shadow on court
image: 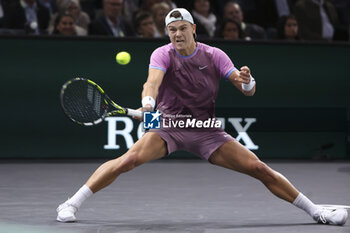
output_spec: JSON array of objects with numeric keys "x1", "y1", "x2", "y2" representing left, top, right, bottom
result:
[{"x1": 338, "y1": 166, "x2": 350, "y2": 174}]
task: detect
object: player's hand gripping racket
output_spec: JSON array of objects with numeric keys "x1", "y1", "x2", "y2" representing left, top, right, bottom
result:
[{"x1": 60, "y1": 77, "x2": 142, "y2": 126}]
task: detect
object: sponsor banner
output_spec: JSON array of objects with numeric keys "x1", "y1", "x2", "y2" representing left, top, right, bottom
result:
[
  {"x1": 105, "y1": 115, "x2": 259, "y2": 151},
  {"x1": 0, "y1": 37, "x2": 348, "y2": 159},
  {"x1": 103, "y1": 108, "x2": 347, "y2": 159}
]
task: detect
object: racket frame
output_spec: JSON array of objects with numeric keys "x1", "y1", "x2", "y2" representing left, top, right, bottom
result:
[{"x1": 60, "y1": 77, "x2": 141, "y2": 126}]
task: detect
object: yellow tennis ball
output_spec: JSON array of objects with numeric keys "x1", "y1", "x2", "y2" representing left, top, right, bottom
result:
[{"x1": 116, "y1": 51, "x2": 131, "y2": 65}]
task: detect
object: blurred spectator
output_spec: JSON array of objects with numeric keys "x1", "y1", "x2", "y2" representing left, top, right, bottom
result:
[
  {"x1": 38, "y1": 0, "x2": 57, "y2": 15},
  {"x1": 63, "y1": 0, "x2": 90, "y2": 30},
  {"x1": 276, "y1": 14, "x2": 301, "y2": 41},
  {"x1": 151, "y1": 2, "x2": 171, "y2": 37},
  {"x1": 223, "y1": 2, "x2": 266, "y2": 40},
  {"x1": 3, "y1": 0, "x2": 50, "y2": 34},
  {"x1": 252, "y1": 0, "x2": 294, "y2": 29},
  {"x1": 79, "y1": 0, "x2": 101, "y2": 20},
  {"x1": 215, "y1": 18, "x2": 245, "y2": 40},
  {"x1": 190, "y1": 0, "x2": 217, "y2": 38},
  {"x1": 333, "y1": 0, "x2": 350, "y2": 27},
  {"x1": 269, "y1": 0, "x2": 291, "y2": 18},
  {"x1": 214, "y1": 0, "x2": 296, "y2": 28},
  {"x1": 0, "y1": 0, "x2": 4, "y2": 28},
  {"x1": 123, "y1": 0, "x2": 140, "y2": 24},
  {"x1": 89, "y1": 0, "x2": 134, "y2": 37},
  {"x1": 49, "y1": 0, "x2": 90, "y2": 33},
  {"x1": 293, "y1": 0, "x2": 347, "y2": 41},
  {"x1": 332, "y1": 0, "x2": 350, "y2": 41},
  {"x1": 52, "y1": 12, "x2": 86, "y2": 35},
  {"x1": 224, "y1": 0, "x2": 258, "y2": 24},
  {"x1": 134, "y1": 11, "x2": 155, "y2": 38},
  {"x1": 1, "y1": 0, "x2": 16, "y2": 31},
  {"x1": 166, "y1": 0, "x2": 177, "y2": 9},
  {"x1": 140, "y1": 0, "x2": 174, "y2": 12},
  {"x1": 172, "y1": 0, "x2": 187, "y2": 7},
  {"x1": 140, "y1": 0, "x2": 159, "y2": 12},
  {"x1": 172, "y1": 0, "x2": 188, "y2": 8}
]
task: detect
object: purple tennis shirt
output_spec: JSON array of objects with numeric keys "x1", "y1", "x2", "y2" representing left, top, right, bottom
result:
[
  {"x1": 148, "y1": 42, "x2": 237, "y2": 160},
  {"x1": 149, "y1": 42, "x2": 237, "y2": 121}
]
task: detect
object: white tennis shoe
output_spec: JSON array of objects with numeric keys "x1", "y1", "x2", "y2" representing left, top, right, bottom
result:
[
  {"x1": 56, "y1": 202, "x2": 78, "y2": 222},
  {"x1": 314, "y1": 208, "x2": 348, "y2": 226}
]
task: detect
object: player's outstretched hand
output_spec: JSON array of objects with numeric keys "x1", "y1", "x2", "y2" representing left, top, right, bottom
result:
[
  {"x1": 132, "y1": 106, "x2": 153, "y2": 121},
  {"x1": 132, "y1": 107, "x2": 143, "y2": 121},
  {"x1": 238, "y1": 66, "x2": 251, "y2": 84}
]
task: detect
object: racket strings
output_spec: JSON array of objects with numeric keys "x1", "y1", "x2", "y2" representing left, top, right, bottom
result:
[{"x1": 62, "y1": 81, "x2": 107, "y2": 123}]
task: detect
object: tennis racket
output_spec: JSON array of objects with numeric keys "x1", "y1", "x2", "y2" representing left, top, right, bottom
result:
[{"x1": 60, "y1": 77, "x2": 142, "y2": 126}]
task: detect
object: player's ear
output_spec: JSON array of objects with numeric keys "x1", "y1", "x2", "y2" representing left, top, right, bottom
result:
[
  {"x1": 192, "y1": 24, "x2": 197, "y2": 39},
  {"x1": 166, "y1": 26, "x2": 170, "y2": 38}
]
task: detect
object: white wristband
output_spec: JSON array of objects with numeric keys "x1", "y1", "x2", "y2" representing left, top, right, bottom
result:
[
  {"x1": 142, "y1": 96, "x2": 155, "y2": 110},
  {"x1": 241, "y1": 75, "x2": 256, "y2": 91}
]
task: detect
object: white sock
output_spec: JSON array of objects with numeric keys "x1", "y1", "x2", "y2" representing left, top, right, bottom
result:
[
  {"x1": 66, "y1": 185, "x2": 93, "y2": 209},
  {"x1": 293, "y1": 192, "x2": 321, "y2": 218}
]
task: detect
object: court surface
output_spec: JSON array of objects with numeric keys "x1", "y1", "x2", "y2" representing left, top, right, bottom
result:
[{"x1": 0, "y1": 160, "x2": 349, "y2": 233}]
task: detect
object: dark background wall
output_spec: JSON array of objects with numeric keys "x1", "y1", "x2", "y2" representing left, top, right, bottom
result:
[{"x1": 0, "y1": 36, "x2": 349, "y2": 159}]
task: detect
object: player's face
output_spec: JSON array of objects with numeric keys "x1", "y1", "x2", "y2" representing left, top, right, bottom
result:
[{"x1": 167, "y1": 21, "x2": 196, "y2": 55}]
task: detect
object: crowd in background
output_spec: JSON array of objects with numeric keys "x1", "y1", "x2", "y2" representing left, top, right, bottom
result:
[{"x1": 0, "y1": 0, "x2": 349, "y2": 42}]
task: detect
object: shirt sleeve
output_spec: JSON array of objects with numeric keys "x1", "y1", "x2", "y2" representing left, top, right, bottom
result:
[
  {"x1": 212, "y1": 47, "x2": 237, "y2": 80},
  {"x1": 149, "y1": 46, "x2": 170, "y2": 73}
]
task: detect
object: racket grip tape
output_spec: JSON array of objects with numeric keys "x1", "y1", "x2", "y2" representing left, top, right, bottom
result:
[{"x1": 127, "y1": 108, "x2": 142, "y2": 118}]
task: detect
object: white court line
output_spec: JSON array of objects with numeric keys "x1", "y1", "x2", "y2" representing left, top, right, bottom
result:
[{"x1": 319, "y1": 204, "x2": 350, "y2": 210}]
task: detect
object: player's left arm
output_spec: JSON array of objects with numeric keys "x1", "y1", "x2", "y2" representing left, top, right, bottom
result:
[{"x1": 227, "y1": 66, "x2": 256, "y2": 96}]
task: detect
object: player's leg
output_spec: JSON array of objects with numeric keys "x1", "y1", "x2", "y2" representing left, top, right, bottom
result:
[
  {"x1": 85, "y1": 132, "x2": 167, "y2": 193},
  {"x1": 56, "y1": 132, "x2": 167, "y2": 222},
  {"x1": 209, "y1": 140, "x2": 298, "y2": 202},
  {"x1": 208, "y1": 140, "x2": 348, "y2": 225}
]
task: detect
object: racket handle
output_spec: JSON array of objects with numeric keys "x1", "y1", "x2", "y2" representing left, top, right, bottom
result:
[{"x1": 127, "y1": 108, "x2": 142, "y2": 118}]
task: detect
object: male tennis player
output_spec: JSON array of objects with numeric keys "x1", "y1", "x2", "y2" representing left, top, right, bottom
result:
[{"x1": 57, "y1": 8, "x2": 348, "y2": 225}]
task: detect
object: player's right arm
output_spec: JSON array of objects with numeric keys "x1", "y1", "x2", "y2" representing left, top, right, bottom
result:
[
  {"x1": 132, "y1": 68, "x2": 164, "y2": 121},
  {"x1": 142, "y1": 68, "x2": 165, "y2": 106},
  {"x1": 138, "y1": 45, "x2": 169, "y2": 118}
]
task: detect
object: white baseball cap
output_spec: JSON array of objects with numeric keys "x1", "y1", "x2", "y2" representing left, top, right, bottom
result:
[{"x1": 165, "y1": 8, "x2": 194, "y2": 26}]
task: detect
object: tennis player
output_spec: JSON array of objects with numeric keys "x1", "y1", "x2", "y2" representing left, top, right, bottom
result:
[{"x1": 57, "y1": 8, "x2": 348, "y2": 225}]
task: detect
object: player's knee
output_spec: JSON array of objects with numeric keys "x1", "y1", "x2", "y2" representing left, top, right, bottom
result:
[
  {"x1": 251, "y1": 161, "x2": 277, "y2": 182},
  {"x1": 118, "y1": 152, "x2": 138, "y2": 173}
]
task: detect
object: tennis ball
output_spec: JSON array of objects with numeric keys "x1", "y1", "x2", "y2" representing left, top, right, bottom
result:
[{"x1": 116, "y1": 51, "x2": 131, "y2": 65}]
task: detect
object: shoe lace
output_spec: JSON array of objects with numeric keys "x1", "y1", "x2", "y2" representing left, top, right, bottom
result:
[
  {"x1": 56, "y1": 200, "x2": 78, "y2": 213},
  {"x1": 318, "y1": 209, "x2": 338, "y2": 224},
  {"x1": 319, "y1": 211, "x2": 328, "y2": 224}
]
